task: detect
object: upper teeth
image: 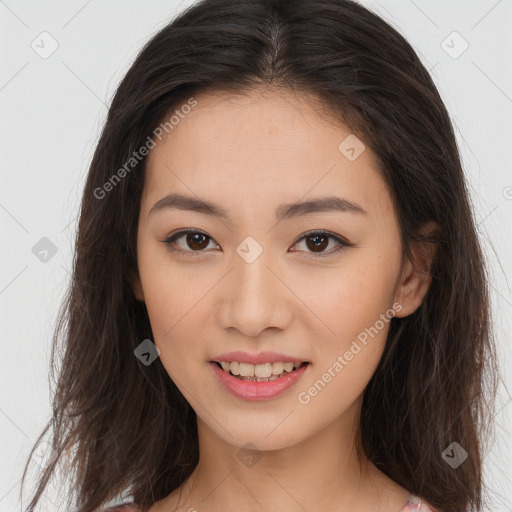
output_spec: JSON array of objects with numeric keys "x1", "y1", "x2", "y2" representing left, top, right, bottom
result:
[{"x1": 219, "y1": 361, "x2": 303, "y2": 377}]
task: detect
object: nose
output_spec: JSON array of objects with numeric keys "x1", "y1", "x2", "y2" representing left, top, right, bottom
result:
[{"x1": 216, "y1": 248, "x2": 293, "y2": 338}]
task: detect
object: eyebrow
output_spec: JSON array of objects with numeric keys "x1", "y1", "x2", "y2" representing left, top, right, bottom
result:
[{"x1": 148, "y1": 193, "x2": 367, "y2": 220}]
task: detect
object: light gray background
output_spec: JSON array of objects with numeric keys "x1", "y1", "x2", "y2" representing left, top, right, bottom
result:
[{"x1": 1, "y1": 1, "x2": 511, "y2": 511}]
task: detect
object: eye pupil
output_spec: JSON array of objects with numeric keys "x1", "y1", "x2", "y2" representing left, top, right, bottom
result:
[
  {"x1": 306, "y1": 234, "x2": 329, "y2": 252},
  {"x1": 187, "y1": 233, "x2": 209, "y2": 250}
]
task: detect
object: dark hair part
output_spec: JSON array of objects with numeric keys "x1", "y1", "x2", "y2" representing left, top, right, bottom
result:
[{"x1": 21, "y1": 1, "x2": 498, "y2": 511}]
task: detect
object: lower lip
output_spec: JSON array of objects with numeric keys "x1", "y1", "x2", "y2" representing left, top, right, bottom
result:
[{"x1": 209, "y1": 362, "x2": 310, "y2": 401}]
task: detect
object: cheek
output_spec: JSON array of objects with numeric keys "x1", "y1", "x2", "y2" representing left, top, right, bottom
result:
[
  {"x1": 136, "y1": 241, "x2": 203, "y2": 367},
  {"x1": 294, "y1": 282, "x2": 393, "y2": 434},
  {"x1": 295, "y1": 251, "x2": 399, "y2": 341},
  {"x1": 295, "y1": 250, "x2": 399, "y2": 396}
]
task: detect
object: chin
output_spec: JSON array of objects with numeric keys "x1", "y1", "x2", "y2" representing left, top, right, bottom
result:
[{"x1": 205, "y1": 415, "x2": 310, "y2": 453}]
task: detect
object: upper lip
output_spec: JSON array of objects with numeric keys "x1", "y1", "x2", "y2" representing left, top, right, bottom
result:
[{"x1": 211, "y1": 351, "x2": 309, "y2": 365}]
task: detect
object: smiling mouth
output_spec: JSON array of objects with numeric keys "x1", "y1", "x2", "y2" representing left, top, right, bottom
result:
[{"x1": 212, "y1": 361, "x2": 310, "y2": 382}]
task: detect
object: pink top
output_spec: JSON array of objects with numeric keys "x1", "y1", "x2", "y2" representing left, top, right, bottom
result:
[{"x1": 100, "y1": 494, "x2": 435, "y2": 511}]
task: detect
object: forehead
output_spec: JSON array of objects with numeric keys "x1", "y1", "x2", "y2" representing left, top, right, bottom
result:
[{"x1": 142, "y1": 88, "x2": 391, "y2": 219}]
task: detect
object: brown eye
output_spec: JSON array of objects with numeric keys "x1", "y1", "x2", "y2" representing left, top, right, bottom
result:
[
  {"x1": 304, "y1": 233, "x2": 329, "y2": 252},
  {"x1": 185, "y1": 232, "x2": 210, "y2": 250},
  {"x1": 162, "y1": 229, "x2": 352, "y2": 258},
  {"x1": 291, "y1": 230, "x2": 351, "y2": 256},
  {"x1": 162, "y1": 229, "x2": 218, "y2": 255}
]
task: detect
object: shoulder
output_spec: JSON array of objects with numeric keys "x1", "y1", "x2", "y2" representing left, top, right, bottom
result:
[
  {"x1": 402, "y1": 495, "x2": 437, "y2": 512},
  {"x1": 98, "y1": 503, "x2": 141, "y2": 512}
]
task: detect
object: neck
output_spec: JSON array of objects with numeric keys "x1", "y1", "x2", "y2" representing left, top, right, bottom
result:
[{"x1": 170, "y1": 400, "x2": 409, "y2": 512}]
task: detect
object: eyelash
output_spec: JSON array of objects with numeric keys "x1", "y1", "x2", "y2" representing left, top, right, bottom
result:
[{"x1": 161, "y1": 228, "x2": 353, "y2": 258}]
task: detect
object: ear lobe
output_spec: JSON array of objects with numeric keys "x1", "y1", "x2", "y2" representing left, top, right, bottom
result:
[
  {"x1": 394, "y1": 221, "x2": 440, "y2": 318},
  {"x1": 128, "y1": 269, "x2": 145, "y2": 302}
]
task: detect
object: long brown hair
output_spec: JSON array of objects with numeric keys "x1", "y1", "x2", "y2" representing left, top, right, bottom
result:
[{"x1": 21, "y1": 1, "x2": 498, "y2": 511}]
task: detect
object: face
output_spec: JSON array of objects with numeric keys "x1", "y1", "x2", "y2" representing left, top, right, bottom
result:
[{"x1": 132, "y1": 88, "x2": 421, "y2": 451}]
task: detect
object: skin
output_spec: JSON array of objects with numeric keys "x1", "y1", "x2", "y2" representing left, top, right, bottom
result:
[{"x1": 131, "y1": 88, "x2": 437, "y2": 512}]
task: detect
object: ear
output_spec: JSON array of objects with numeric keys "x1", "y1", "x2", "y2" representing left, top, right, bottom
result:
[
  {"x1": 394, "y1": 221, "x2": 440, "y2": 318},
  {"x1": 128, "y1": 269, "x2": 145, "y2": 302}
]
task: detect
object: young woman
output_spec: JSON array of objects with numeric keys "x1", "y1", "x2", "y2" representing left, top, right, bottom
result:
[{"x1": 21, "y1": 1, "x2": 497, "y2": 511}]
